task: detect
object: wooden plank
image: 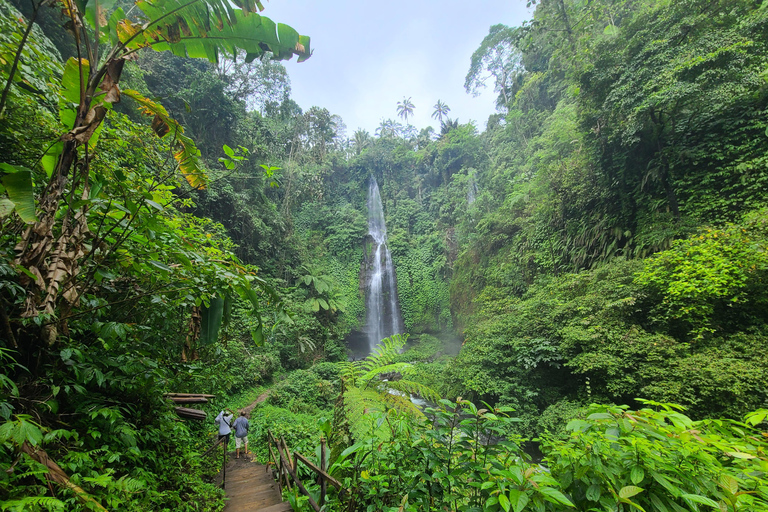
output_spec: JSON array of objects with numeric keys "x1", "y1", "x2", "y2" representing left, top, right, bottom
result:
[
  {"x1": 164, "y1": 393, "x2": 216, "y2": 398},
  {"x1": 175, "y1": 407, "x2": 207, "y2": 420},
  {"x1": 168, "y1": 397, "x2": 209, "y2": 404}
]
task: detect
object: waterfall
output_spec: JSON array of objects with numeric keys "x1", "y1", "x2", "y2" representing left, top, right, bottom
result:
[
  {"x1": 364, "y1": 177, "x2": 402, "y2": 352},
  {"x1": 467, "y1": 173, "x2": 479, "y2": 205}
]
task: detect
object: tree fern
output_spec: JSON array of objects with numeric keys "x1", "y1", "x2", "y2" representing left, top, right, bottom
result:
[
  {"x1": 0, "y1": 496, "x2": 66, "y2": 511},
  {"x1": 338, "y1": 334, "x2": 440, "y2": 442}
]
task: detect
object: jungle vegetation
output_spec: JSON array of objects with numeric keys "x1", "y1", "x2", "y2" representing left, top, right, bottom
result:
[{"x1": 1, "y1": 0, "x2": 768, "y2": 510}]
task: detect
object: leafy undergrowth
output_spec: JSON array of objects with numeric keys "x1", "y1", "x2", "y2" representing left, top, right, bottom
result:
[{"x1": 284, "y1": 397, "x2": 768, "y2": 512}]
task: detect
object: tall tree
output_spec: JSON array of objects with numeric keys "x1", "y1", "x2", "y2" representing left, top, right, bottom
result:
[
  {"x1": 353, "y1": 129, "x2": 371, "y2": 154},
  {"x1": 432, "y1": 100, "x2": 450, "y2": 124},
  {"x1": 396, "y1": 96, "x2": 415, "y2": 124},
  {"x1": 465, "y1": 24, "x2": 521, "y2": 108},
  {"x1": 376, "y1": 118, "x2": 402, "y2": 138}
]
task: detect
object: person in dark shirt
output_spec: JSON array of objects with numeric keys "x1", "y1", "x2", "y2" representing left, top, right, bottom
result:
[{"x1": 233, "y1": 411, "x2": 250, "y2": 459}]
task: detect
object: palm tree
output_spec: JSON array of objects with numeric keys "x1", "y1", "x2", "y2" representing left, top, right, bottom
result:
[
  {"x1": 440, "y1": 117, "x2": 460, "y2": 136},
  {"x1": 353, "y1": 129, "x2": 371, "y2": 154},
  {"x1": 432, "y1": 100, "x2": 450, "y2": 124},
  {"x1": 376, "y1": 119, "x2": 401, "y2": 138},
  {"x1": 396, "y1": 96, "x2": 415, "y2": 124}
]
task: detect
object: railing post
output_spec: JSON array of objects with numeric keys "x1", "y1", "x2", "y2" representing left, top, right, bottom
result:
[
  {"x1": 221, "y1": 436, "x2": 226, "y2": 489},
  {"x1": 320, "y1": 437, "x2": 327, "y2": 508}
]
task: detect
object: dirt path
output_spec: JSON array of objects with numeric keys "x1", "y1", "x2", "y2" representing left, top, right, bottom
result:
[{"x1": 241, "y1": 390, "x2": 270, "y2": 418}]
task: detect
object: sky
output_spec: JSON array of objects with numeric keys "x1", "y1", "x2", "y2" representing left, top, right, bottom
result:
[{"x1": 261, "y1": 1, "x2": 533, "y2": 136}]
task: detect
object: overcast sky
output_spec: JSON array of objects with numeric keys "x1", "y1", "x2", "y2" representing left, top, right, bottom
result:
[{"x1": 262, "y1": 1, "x2": 532, "y2": 136}]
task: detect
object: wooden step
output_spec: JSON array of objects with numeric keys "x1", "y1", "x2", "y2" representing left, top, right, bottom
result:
[
  {"x1": 256, "y1": 503, "x2": 293, "y2": 512},
  {"x1": 222, "y1": 462, "x2": 287, "y2": 512}
]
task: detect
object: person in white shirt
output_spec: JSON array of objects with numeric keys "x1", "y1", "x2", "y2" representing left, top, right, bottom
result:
[{"x1": 215, "y1": 409, "x2": 234, "y2": 449}]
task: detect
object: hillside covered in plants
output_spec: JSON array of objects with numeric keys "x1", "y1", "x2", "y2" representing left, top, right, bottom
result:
[{"x1": 1, "y1": 0, "x2": 768, "y2": 510}]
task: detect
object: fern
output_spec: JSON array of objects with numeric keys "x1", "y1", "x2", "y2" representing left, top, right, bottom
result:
[
  {"x1": 339, "y1": 334, "x2": 440, "y2": 442},
  {"x1": 1, "y1": 496, "x2": 66, "y2": 511}
]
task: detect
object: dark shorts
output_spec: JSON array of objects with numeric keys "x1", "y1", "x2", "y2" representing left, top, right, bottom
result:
[{"x1": 218, "y1": 433, "x2": 230, "y2": 444}]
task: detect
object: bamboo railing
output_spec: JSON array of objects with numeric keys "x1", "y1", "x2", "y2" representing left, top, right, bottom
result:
[{"x1": 267, "y1": 429, "x2": 346, "y2": 512}]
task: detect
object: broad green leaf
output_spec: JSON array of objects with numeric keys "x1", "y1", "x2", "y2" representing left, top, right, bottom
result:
[
  {"x1": 0, "y1": 165, "x2": 36, "y2": 223},
  {"x1": 651, "y1": 472, "x2": 681, "y2": 497},
  {"x1": 148, "y1": 260, "x2": 172, "y2": 272},
  {"x1": 631, "y1": 466, "x2": 645, "y2": 485},
  {"x1": 0, "y1": 421, "x2": 13, "y2": 443},
  {"x1": 724, "y1": 451, "x2": 756, "y2": 459},
  {"x1": 620, "y1": 486, "x2": 644, "y2": 499},
  {"x1": 499, "y1": 493, "x2": 511, "y2": 512},
  {"x1": 586, "y1": 484, "x2": 602, "y2": 502},
  {"x1": 251, "y1": 323, "x2": 264, "y2": 346},
  {"x1": 0, "y1": 198, "x2": 13, "y2": 218},
  {"x1": 649, "y1": 493, "x2": 670, "y2": 512},
  {"x1": 508, "y1": 489, "x2": 529, "y2": 512},
  {"x1": 744, "y1": 410, "x2": 768, "y2": 426},
  {"x1": 200, "y1": 296, "x2": 224, "y2": 345},
  {"x1": 132, "y1": 2, "x2": 311, "y2": 64},
  {"x1": 566, "y1": 419, "x2": 591, "y2": 432},
  {"x1": 539, "y1": 486, "x2": 574, "y2": 507},
  {"x1": 681, "y1": 494, "x2": 720, "y2": 508},
  {"x1": 60, "y1": 57, "x2": 89, "y2": 107},
  {"x1": 718, "y1": 475, "x2": 738, "y2": 495},
  {"x1": 40, "y1": 142, "x2": 63, "y2": 178}
]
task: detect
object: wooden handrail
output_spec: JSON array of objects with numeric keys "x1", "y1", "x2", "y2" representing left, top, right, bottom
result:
[
  {"x1": 267, "y1": 440, "x2": 282, "y2": 495},
  {"x1": 294, "y1": 452, "x2": 342, "y2": 489},
  {"x1": 275, "y1": 439, "x2": 321, "y2": 511},
  {"x1": 266, "y1": 431, "x2": 349, "y2": 512},
  {"x1": 201, "y1": 436, "x2": 226, "y2": 458},
  {"x1": 201, "y1": 436, "x2": 228, "y2": 489}
]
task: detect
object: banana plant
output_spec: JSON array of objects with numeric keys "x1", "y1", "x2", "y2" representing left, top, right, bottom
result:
[
  {"x1": 0, "y1": 163, "x2": 36, "y2": 224},
  {"x1": 300, "y1": 267, "x2": 347, "y2": 314},
  {"x1": 11, "y1": 0, "x2": 310, "y2": 345}
]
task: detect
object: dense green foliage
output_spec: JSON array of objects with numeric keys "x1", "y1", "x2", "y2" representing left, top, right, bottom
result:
[{"x1": 3, "y1": 0, "x2": 768, "y2": 509}]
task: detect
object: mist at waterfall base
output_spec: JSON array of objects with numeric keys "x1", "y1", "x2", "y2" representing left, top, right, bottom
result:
[{"x1": 346, "y1": 178, "x2": 403, "y2": 360}]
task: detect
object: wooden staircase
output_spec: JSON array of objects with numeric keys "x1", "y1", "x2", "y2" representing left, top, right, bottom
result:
[{"x1": 222, "y1": 456, "x2": 291, "y2": 512}]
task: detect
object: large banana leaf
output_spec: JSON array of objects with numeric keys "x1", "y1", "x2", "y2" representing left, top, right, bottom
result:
[
  {"x1": 123, "y1": 0, "x2": 311, "y2": 63},
  {"x1": 200, "y1": 296, "x2": 224, "y2": 345},
  {"x1": 122, "y1": 89, "x2": 207, "y2": 189},
  {"x1": 0, "y1": 163, "x2": 36, "y2": 224}
]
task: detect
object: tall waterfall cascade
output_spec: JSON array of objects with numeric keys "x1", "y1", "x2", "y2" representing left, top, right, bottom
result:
[{"x1": 364, "y1": 177, "x2": 403, "y2": 352}]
